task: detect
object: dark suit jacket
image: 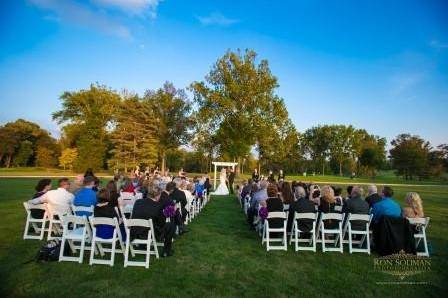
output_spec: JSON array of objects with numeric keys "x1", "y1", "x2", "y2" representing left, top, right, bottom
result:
[
  {"x1": 131, "y1": 198, "x2": 164, "y2": 239},
  {"x1": 228, "y1": 172, "x2": 236, "y2": 184},
  {"x1": 365, "y1": 193, "x2": 381, "y2": 208},
  {"x1": 266, "y1": 197, "x2": 284, "y2": 228},
  {"x1": 290, "y1": 198, "x2": 316, "y2": 232},
  {"x1": 170, "y1": 188, "x2": 187, "y2": 209},
  {"x1": 343, "y1": 196, "x2": 370, "y2": 230}
]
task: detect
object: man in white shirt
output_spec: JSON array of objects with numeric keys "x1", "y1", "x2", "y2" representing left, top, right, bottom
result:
[{"x1": 29, "y1": 178, "x2": 74, "y2": 215}]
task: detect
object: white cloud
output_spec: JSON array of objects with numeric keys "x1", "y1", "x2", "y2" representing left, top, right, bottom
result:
[
  {"x1": 30, "y1": 0, "x2": 132, "y2": 39},
  {"x1": 429, "y1": 39, "x2": 448, "y2": 50},
  {"x1": 197, "y1": 12, "x2": 238, "y2": 26},
  {"x1": 92, "y1": 0, "x2": 162, "y2": 18}
]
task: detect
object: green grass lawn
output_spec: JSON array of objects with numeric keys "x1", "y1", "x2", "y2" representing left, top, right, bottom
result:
[{"x1": 0, "y1": 178, "x2": 447, "y2": 297}]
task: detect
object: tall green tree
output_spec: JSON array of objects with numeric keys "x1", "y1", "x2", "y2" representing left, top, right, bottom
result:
[
  {"x1": 144, "y1": 82, "x2": 192, "y2": 172},
  {"x1": 109, "y1": 96, "x2": 159, "y2": 172},
  {"x1": 302, "y1": 126, "x2": 333, "y2": 175},
  {"x1": 53, "y1": 84, "x2": 120, "y2": 171},
  {"x1": 13, "y1": 140, "x2": 34, "y2": 166},
  {"x1": 191, "y1": 49, "x2": 293, "y2": 169},
  {"x1": 390, "y1": 134, "x2": 431, "y2": 180}
]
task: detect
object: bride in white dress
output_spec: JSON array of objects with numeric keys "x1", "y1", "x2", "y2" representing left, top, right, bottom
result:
[{"x1": 212, "y1": 168, "x2": 229, "y2": 195}]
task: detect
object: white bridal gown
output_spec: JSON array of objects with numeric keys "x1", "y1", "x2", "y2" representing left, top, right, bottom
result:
[{"x1": 212, "y1": 172, "x2": 229, "y2": 195}]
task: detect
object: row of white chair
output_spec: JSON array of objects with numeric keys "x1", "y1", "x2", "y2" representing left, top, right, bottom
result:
[{"x1": 259, "y1": 210, "x2": 430, "y2": 256}]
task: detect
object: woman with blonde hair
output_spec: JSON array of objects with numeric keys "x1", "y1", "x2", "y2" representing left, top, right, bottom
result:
[
  {"x1": 403, "y1": 192, "x2": 424, "y2": 218},
  {"x1": 319, "y1": 185, "x2": 338, "y2": 229}
]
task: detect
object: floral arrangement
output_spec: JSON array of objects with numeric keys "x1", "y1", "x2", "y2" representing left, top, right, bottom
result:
[
  {"x1": 163, "y1": 204, "x2": 176, "y2": 218},
  {"x1": 258, "y1": 207, "x2": 268, "y2": 220}
]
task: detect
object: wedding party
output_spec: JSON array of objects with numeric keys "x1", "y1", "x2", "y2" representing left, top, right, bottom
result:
[{"x1": 1, "y1": 0, "x2": 447, "y2": 297}]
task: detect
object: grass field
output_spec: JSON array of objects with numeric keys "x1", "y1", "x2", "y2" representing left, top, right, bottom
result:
[{"x1": 0, "y1": 178, "x2": 447, "y2": 297}]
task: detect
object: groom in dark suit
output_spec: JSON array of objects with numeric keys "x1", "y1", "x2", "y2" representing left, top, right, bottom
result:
[{"x1": 228, "y1": 168, "x2": 236, "y2": 194}]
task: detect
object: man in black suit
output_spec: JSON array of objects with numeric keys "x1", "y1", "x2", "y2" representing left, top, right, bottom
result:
[
  {"x1": 343, "y1": 186, "x2": 370, "y2": 230},
  {"x1": 365, "y1": 184, "x2": 381, "y2": 208},
  {"x1": 169, "y1": 178, "x2": 188, "y2": 233},
  {"x1": 228, "y1": 168, "x2": 236, "y2": 194},
  {"x1": 289, "y1": 187, "x2": 316, "y2": 233},
  {"x1": 131, "y1": 184, "x2": 176, "y2": 257}
]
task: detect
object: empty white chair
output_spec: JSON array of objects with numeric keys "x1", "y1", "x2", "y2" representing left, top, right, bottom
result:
[
  {"x1": 344, "y1": 213, "x2": 372, "y2": 254},
  {"x1": 59, "y1": 215, "x2": 90, "y2": 263},
  {"x1": 407, "y1": 217, "x2": 430, "y2": 257},
  {"x1": 262, "y1": 211, "x2": 287, "y2": 251},
  {"x1": 290, "y1": 212, "x2": 318, "y2": 252},
  {"x1": 89, "y1": 217, "x2": 124, "y2": 266},
  {"x1": 318, "y1": 213, "x2": 344, "y2": 253},
  {"x1": 123, "y1": 218, "x2": 159, "y2": 268},
  {"x1": 23, "y1": 202, "x2": 49, "y2": 240}
]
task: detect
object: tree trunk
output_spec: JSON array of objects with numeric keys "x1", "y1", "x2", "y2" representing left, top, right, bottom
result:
[
  {"x1": 339, "y1": 160, "x2": 343, "y2": 176},
  {"x1": 6, "y1": 154, "x2": 12, "y2": 168},
  {"x1": 161, "y1": 151, "x2": 166, "y2": 173}
]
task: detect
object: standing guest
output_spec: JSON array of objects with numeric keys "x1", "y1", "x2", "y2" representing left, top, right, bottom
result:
[
  {"x1": 73, "y1": 175, "x2": 97, "y2": 216},
  {"x1": 365, "y1": 184, "x2": 381, "y2": 208},
  {"x1": 289, "y1": 186, "x2": 316, "y2": 233},
  {"x1": 268, "y1": 170, "x2": 275, "y2": 182},
  {"x1": 84, "y1": 168, "x2": 94, "y2": 178},
  {"x1": 28, "y1": 178, "x2": 74, "y2": 215},
  {"x1": 69, "y1": 175, "x2": 84, "y2": 194},
  {"x1": 228, "y1": 168, "x2": 236, "y2": 194},
  {"x1": 278, "y1": 169, "x2": 285, "y2": 182},
  {"x1": 266, "y1": 184, "x2": 284, "y2": 230},
  {"x1": 252, "y1": 169, "x2": 259, "y2": 182},
  {"x1": 402, "y1": 192, "x2": 424, "y2": 218},
  {"x1": 343, "y1": 186, "x2": 369, "y2": 229},
  {"x1": 131, "y1": 184, "x2": 176, "y2": 257},
  {"x1": 371, "y1": 186, "x2": 401, "y2": 224},
  {"x1": 28, "y1": 179, "x2": 52, "y2": 218},
  {"x1": 319, "y1": 185, "x2": 338, "y2": 228}
]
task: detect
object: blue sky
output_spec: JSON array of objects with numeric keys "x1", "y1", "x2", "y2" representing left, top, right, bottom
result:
[{"x1": 1, "y1": 0, "x2": 447, "y2": 147}]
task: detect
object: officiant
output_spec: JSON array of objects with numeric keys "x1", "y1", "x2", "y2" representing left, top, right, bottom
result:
[{"x1": 228, "y1": 168, "x2": 236, "y2": 194}]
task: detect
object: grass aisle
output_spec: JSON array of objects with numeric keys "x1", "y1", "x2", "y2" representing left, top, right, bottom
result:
[{"x1": 0, "y1": 181, "x2": 446, "y2": 297}]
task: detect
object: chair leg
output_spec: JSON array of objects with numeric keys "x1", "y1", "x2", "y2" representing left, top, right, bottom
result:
[{"x1": 124, "y1": 237, "x2": 130, "y2": 268}]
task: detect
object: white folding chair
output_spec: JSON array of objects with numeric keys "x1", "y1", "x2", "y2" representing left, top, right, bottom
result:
[
  {"x1": 119, "y1": 192, "x2": 136, "y2": 217},
  {"x1": 243, "y1": 195, "x2": 251, "y2": 215},
  {"x1": 344, "y1": 213, "x2": 372, "y2": 254},
  {"x1": 59, "y1": 215, "x2": 90, "y2": 263},
  {"x1": 290, "y1": 212, "x2": 318, "y2": 252},
  {"x1": 23, "y1": 202, "x2": 49, "y2": 240},
  {"x1": 318, "y1": 213, "x2": 343, "y2": 253},
  {"x1": 261, "y1": 211, "x2": 287, "y2": 251},
  {"x1": 407, "y1": 217, "x2": 430, "y2": 257},
  {"x1": 89, "y1": 217, "x2": 125, "y2": 266},
  {"x1": 46, "y1": 205, "x2": 65, "y2": 240},
  {"x1": 71, "y1": 205, "x2": 94, "y2": 217},
  {"x1": 123, "y1": 218, "x2": 159, "y2": 268}
]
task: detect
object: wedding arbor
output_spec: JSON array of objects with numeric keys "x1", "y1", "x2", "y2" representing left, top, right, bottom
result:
[{"x1": 211, "y1": 161, "x2": 238, "y2": 189}]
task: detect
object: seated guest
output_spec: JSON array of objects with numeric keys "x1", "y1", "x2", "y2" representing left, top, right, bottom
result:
[
  {"x1": 343, "y1": 186, "x2": 369, "y2": 230},
  {"x1": 73, "y1": 175, "x2": 97, "y2": 216},
  {"x1": 319, "y1": 185, "x2": 338, "y2": 228},
  {"x1": 131, "y1": 184, "x2": 176, "y2": 257},
  {"x1": 121, "y1": 178, "x2": 135, "y2": 193},
  {"x1": 204, "y1": 177, "x2": 211, "y2": 195},
  {"x1": 69, "y1": 175, "x2": 84, "y2": 194},
  {"x1": 105, "y1": 180, "x2": 120, "y2": 207},
  {"x1": 345, "y1": 185, "x2": 354, "y2": 203},
  {"x1": 365, "y1": 184, "x2": 381, "y2": 208},
  {"x1": 278, "y1": 169, "x2": 285, "y2": 182},
  {"x1": 170, "y1": 178, "x2": 188, "y2": 226},
  {"x1": 266, "y1": 184, "x2": 284, "y2": 234},
  {"x1": 84, "y1": 168, "x2": 95, "y2": 178},
  {"x1": 29, "y1": 179, "x2": 52, "y2": 218},
  {"x1": 290, "y1": 186, "x2": 316, "y2": 233},
  {"x1": 180, "y1": 180, "x2": 195, "y2": 211},
  {"x1": 334, "y1": 187, "x2": 344, "y2": 206},
  {"x1": 247, "y1": 182, "x2": 267, "y2": 228},
  {"x1": 280, "y1": 182, "x2": 294, "y2": 206},
  {"x1": 371, "y1": 186, "x2": 401, "y2": 224},
  {"x1": 309, "y1": 184, "x2": 321, "y2": 206},
  {"x1": 28, "y1": 178, "x2": 74, "y2": 215},
  {"x1": 93, "y1": 189, "x2": 122, "y2": 239},
  {"x1": 402, "y1": 192, "x2": 424, "y2": 218},
  {"x1": 240, "y1": 179, "x2": 253, "y2": 206}
]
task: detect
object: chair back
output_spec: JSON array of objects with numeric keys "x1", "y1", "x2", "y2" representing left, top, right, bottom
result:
[
  {"x1": 71, "y1": 204, "x2": 94, "y2": 216},
  {"x1": 348, "y1": 213, "x2": 370, "y2": 222},
  {"x1": 125, "y1": 218, "x2": 151, "y2": 228},
  {"x1": 267, "y1": 211, "x2": 287, "y2": 219},
  {"x1": 295, "y1": 212, "x2": 317, "y2": 220},
  {"x1": 90, "y1": 217, "x2": 117, "y2": 227},
  {"x1": 321, "y1": 212, "x2": 343, "y2": 221},
  {"x1": 23, "y1": 202, "x2": 47, "y2": 212}
]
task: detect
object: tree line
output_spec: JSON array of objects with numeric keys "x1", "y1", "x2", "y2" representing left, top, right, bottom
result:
[{"x1": 0, "y1": 49, "x2": 447, "y2": 180}]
